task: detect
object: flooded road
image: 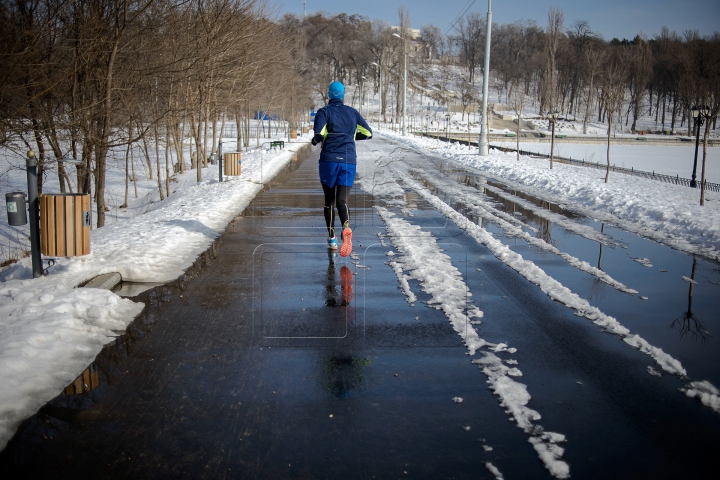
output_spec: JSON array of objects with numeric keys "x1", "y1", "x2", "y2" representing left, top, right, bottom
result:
[{"x1": 1, "y1": 136, "x2": 719, "y2": 479}]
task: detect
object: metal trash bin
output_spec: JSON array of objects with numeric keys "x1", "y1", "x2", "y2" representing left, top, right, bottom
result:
[
  {"x1": 6, "y1": 192, "x2": 27, "y2": 226},
  {"x1": 40, "y1": 193, "x2": 91, "y2": 257}
]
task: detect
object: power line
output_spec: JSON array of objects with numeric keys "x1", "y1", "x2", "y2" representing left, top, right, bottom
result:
[{"x1": 443, "y1": 0, "x2": 478, "y2": 37}]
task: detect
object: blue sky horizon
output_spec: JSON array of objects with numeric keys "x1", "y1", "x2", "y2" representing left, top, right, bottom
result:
[{"x1": 276, "y1": 0, "x2": 719, "y2": 41}]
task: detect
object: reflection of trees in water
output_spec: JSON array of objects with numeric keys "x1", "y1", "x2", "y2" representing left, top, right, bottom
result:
[
  {"x1": 597, "y1": 223, "x2": 605, "y2": 271},
  {"x1": 670, "y1": 256, "x2": 711, "y2": 343},
  {"x1": 536, "y1": 201, "x2": 558, "y2": 247},
  {"x1": 321, "y1": 356, "x2": 374, "y2": 398}
]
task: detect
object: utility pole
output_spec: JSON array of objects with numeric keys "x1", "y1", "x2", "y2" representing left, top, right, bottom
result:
[
  {"x1": 479, "y1": 0, "x2": 492, "y2": 156},
  {"x1": 303, "y1": 0, "x2": 306, "y2": 20}
]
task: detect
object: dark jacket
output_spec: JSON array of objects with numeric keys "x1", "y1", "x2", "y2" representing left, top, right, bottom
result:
[{"x1": 313, "y1": 98, "x2": 372, "y2": 164}]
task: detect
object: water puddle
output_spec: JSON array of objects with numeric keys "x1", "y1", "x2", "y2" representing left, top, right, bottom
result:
[{"x1": 407, "y1": 152, "x2": 720, "y2": 386}]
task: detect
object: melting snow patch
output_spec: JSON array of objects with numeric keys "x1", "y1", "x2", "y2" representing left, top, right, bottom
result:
[
  {"x1": 680, "y1": 381, "x2": 720, "y2": 413},
  {"x1": 452, "y1": 397, "x2": 464, "y2": 403},
  {"x1": 647, "y1": 366, "x2": 662, "y2": 377},
  {"x1": 632, "y1": 257, "x2": 653, "y2": 268},
  {"x1": 485, "y1": 462, "x2": 504, "y2": 480},
  {"x1": 483, "y1": 445, "x2": 494, "y2": 452},
  {"x1": 529, "y1": 433, "x2": 570, "y2": 479},
  {"x1": 682, "y1": 276, "x2": 698, "y2": 284}
]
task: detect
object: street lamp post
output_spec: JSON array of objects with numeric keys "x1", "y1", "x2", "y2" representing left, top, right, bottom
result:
[
  {"x1": 392, "y1": 33, "x2": 407, "y2": 136},
  {"x1": 360, "y1": 76, "x2": 367, "y2": 116},
  {"x1": 690, "y1": 105, "x2": 708, "y2": 188},
  {"x1": 371, "y1": 62, "x2": 383, "y2": 123},
  {"x1": 479, "y1": 0, "x2": 493, "y2": 155},
  {"x1": 548, "y1": 110, "x2": 559, "y2": 170},
  {"x1": 445, "y1": 114, "x2": 451, "y2": 139}
]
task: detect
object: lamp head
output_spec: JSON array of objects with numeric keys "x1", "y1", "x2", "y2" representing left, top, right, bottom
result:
[{"x1": 691, "y1": 106, "x2": 699, "y2": 118}]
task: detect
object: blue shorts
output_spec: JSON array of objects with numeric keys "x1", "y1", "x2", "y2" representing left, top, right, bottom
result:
[{"x1": 319, "y1": 161, "x2": 356, "y2": 188}]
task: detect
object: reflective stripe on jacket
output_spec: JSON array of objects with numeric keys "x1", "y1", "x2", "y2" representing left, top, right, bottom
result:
[{"x1": 313, "y1": 98, "x2": 372, "y2": 164}]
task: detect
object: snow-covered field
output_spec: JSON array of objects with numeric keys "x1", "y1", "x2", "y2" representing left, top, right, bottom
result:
[
  {"x1": 383, "y1": 131, "x2": 720, "y2": 262},
  {"x1": 1, "y1": 126, "x2": 719, "y2": 460},
  {"x1": 493, "y1": 141, "x2": 720, "y2": 183}
]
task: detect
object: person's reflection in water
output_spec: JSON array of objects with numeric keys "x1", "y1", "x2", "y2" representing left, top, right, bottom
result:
[{"x1": 325, "y1": 251, "x2": 353, "y2": 307}]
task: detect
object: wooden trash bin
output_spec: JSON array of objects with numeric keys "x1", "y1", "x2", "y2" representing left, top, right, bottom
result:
[
  {"x1": 40, "y1": 193, "x2": 91, "y2": 257},
  {"x1": 223, "y1": 152, "x2": 242, "y2": 176},
  {"x1": 302, "y1": 126, "x2": 308, "y2": 134},
  {"x1": 290, "y1": 130, "x2": 298, "y2": 139}
]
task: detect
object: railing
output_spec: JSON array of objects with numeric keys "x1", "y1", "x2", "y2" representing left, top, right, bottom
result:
[{"x1": 417, "y1": 132, "x2": 720, "y2": 193}]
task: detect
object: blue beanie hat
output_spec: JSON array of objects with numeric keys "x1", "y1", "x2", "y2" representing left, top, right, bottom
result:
[{"x1": 328, "y1": 81, "x2": 344, "y2": 100}]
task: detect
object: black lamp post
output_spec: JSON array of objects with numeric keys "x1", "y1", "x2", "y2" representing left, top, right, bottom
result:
[{"x1": 690, "y1": 105, "x2": 707, "y2": 188}]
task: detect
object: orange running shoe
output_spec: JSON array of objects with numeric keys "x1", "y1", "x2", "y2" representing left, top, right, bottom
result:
[
  {"x1": 340, "y1": 265, "x2": 353, "y2": 305},
  {"x1": 340, "y1": 226, "x2": 353, "y2": 257}
]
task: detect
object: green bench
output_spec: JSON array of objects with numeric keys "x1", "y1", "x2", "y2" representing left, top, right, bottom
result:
[{"x1": 269, "y1": 140, "x2": 285, "y2": 149}]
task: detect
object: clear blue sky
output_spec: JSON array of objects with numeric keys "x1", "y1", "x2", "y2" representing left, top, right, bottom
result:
[{"x1": 276, "y1": 0, "x2": 719, "y2": 41}]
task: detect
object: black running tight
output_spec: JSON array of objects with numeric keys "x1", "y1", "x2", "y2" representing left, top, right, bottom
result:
[{"x1": 322, "y1": 184, "x2": 351, "y2": 237}]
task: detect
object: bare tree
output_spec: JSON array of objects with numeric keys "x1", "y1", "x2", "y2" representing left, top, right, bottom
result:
[
  {"x1": 454, "y1": 13, "x2": 485, "y2": 85},
  {"x1": 508, "y1": 81, "x2": 525, "y2": 160},
  {"x1": 600, "y1": 53, "x2": 627, "y2": 183},
  {"x1": 542, "y1": 7, "x2": 564, "y2": 115}
]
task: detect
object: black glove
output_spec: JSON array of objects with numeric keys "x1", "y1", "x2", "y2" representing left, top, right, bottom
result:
[{"x1": 311, "y1": 137, "x2": 319, "y2": 146}]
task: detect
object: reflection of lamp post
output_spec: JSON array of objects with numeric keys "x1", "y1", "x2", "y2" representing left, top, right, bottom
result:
[
  {"x1": 392, "y1": 32, "x2": 407, "y2": 136},
  {"x1": 690, "y1": 105, "x2": 709, "y2": 188},
  {"x1": 670, "y1": 256, "x2": 709, "y2": 342},
  {"x1": 548, "y1": 110, "x2": 559, "y2": 170}
]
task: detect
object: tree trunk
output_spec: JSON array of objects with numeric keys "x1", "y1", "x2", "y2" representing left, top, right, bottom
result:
[
  {"x1": 154, "y1": 124, "x2": 165, "y2": 201},
  {"x1": 605, "y1": 112, "x2": 612, "y2": 183}
]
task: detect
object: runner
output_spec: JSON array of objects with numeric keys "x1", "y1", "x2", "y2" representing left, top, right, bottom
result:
[{"x1": 312, "y1": 81, "x2": 373, "y2": 257}]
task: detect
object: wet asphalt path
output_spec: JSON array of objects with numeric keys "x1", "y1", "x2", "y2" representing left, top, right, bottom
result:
[{"x1": 2, "y1": 137, "x2": 720, "y2": 479}]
